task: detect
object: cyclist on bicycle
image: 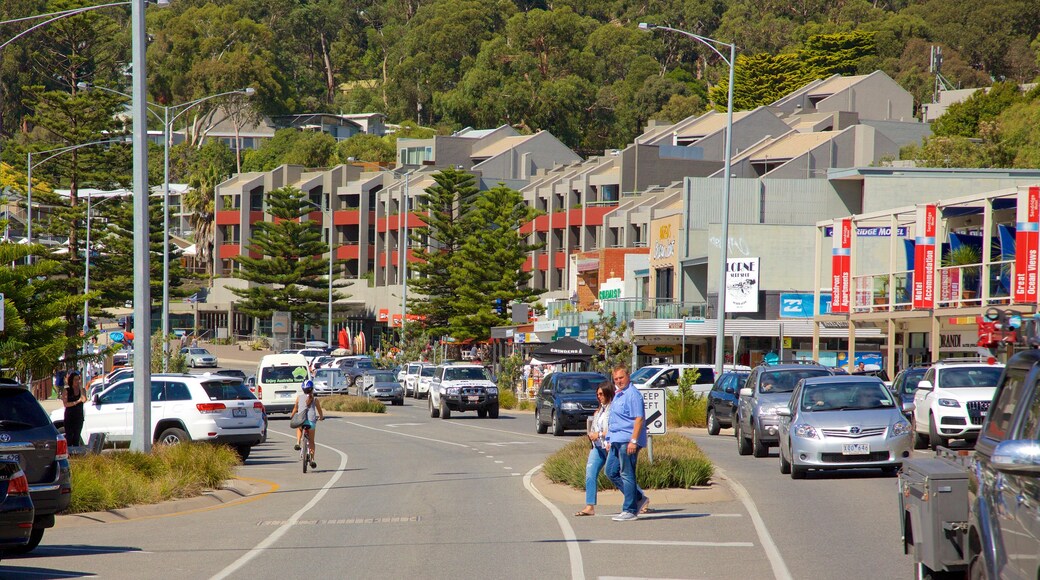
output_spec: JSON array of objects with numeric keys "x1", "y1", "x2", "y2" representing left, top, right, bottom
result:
[{"x1": 291, "y1": 380, "x2": 324, "y2": 468}]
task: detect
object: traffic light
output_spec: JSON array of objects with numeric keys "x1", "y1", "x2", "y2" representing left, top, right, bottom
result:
[{"x1": 493, "y1": 298, "x2": 504, "y2": 315}]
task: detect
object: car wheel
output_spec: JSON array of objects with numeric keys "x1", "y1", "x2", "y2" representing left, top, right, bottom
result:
[
  {"x1": 779, "y1": 445, "x2": 791, "y2": 474},
  {"x1": 790, "y1": 464, "x2": 807, "y2": 480},
  {"x1": 707, "y1": 408, "x2": 720, "y2": 436},
  {"x1": 3, "y1": 527, "x2": 44, "y2": 555},
  {"x1": 552, "y1": 411, "x2": 564, "y2": 436},
  {"x1": 488, "y1": 405, "x2": 499, "y2": 419},
  {"x1": 440, "y1": 398, "x2": 451, "y2": 419},
  {"x1": 429, "y1": 396, "x2": 440, "y2": 418},
  {"x1": 235, "y1": 445, "x2": 252, "y2": 461},
  {"x1": 157, "y1": 427, "x2": 190, "y2": 446},
  {"x1": 536, "y1": 409, "x2": 548, "y2": 434},
  {"x1": 912, "y1": 415, "x2": 929, "y2": 450},
  {"x1": 736, "y1": 420, "x2": 752, "y2": 456},
  {"x1": 188, "y1": 359, "x2": 195, "y2": 368},
  {"x1": 752, "y1": 425, "x2": 768, "y2": 458},
  {"x1": 928, "y1": 413, "x2": 944, "y2": 450},
  {"x1": 477, "y1": 408, "x2": 488, "y2": 418},
  {"x1": 967, "y1": 553, "x2": 988, "y2": 580}
]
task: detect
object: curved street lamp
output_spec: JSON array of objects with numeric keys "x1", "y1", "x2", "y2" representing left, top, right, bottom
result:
[
  {"x1": 375, "y1": 167, "x2": 412, "y2": 346},
  {"x1": 300, "y1": 197, "x2": 337, "y2": 348},
  {"x1": 639, "y1": 23, "x2": 736, "y2": 377}
]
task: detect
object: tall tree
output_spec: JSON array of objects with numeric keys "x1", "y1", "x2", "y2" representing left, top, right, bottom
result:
[
  {"x1": 408, "y1": 168, "x2": 479, "y2": 335},
  {"x1": 447, "y1": 184, "x2": 542, "y2": 340}
]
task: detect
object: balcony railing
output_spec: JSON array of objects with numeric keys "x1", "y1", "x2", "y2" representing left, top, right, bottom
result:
[
  {"x1": 598, "y1": 298, "x2": 707, "y2": 322},
  {"x1": 851, "y1": 271, "x2": 912, "y2": 313},
  {"x1": 851, "y1": 261, "x2": 1015, "y2": 312}
]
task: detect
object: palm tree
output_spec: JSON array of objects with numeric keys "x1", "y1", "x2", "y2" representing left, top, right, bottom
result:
[{"x1": 184, "y1": 165, "x2": 219, "y2": 276}]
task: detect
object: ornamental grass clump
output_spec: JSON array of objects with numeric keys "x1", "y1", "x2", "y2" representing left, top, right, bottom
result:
[
  {"x1": 542, "y1": 433, "x2": 714, "y2": 489},
  {"x1": 320, "y1": 394, "x2": 387, "y2": 413}
]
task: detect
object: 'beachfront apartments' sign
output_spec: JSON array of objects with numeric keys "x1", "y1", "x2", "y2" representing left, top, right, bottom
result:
[{"x1": 725, "y1": 257, "x2": 759, "y2": 313}]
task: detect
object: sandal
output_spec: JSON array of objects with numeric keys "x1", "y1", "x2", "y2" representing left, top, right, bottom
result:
[{"x1": 574, "y1": 510, "x2": 595, "y2": 517}]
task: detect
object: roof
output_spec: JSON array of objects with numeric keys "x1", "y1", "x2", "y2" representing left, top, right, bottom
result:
[
  {"x1": 674, "y1": 111, "x2": 753, "y2": 140},
  {"x1": 806, "y1": 75, "x2": 869, "y2": 98},
  {"x1": 470, "y1": 135, "x2": 533, "y2": 159},
  {"x1": 746, "y1": 132, "x2": 837, "y2": 162}
]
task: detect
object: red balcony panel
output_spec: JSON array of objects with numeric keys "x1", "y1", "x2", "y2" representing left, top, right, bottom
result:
[
  {"x1": 406, "y1": 213, "x2": 427, "y2": 228},
  {"x1": 520, "y1": 221, "x2": 534, "y2": 235},
  {"x1": 522, "y1": 257, "x2": 533, "y2": 272},
  {"x1": 554, "y1": 251, "x2": 567, "y2": 269},
  {"x1": 334, "y1": 209, "x2": 361, "y2": 226},
  {"x1": 528, "y1": 215, "x2": 549, "y2": 232},
  {"x1": 367, "y1": 246, "x2": 376, "y2": 259},
  {"x1": 248, "y1": 211, "x2": 265, "y2": 224},
  {"x1": 216, "y1": 210, "x2": 240, "y2": 226},
  {"x1": 580, "y1": 206, "x2": 615, "y2": 226},
  {"x1": 219, "y1": 244, "x2": 240, "y2": 259},
  {"x1": 336, "y1": 244, "x2": 360, "y2": 260},
  {"x1": 536, "y1": 253, "x2": 549, "y2": 270}
]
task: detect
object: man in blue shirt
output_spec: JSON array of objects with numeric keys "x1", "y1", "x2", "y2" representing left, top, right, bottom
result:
[{"x1": 605, "y1": 365, "x2": 649, "y2": 521}]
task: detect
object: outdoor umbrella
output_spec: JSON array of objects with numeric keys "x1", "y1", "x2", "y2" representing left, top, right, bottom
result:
[{"x1": 530, "y1": 337, "x2": 598, "y2": 365}]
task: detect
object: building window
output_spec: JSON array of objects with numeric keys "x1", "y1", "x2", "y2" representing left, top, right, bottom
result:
[
  {"x1": 656, "y1": 268, "x2": 674, "y2": 300},
  {"x1": 400, "y1": 146, "x2": 431, "y2": 165}
]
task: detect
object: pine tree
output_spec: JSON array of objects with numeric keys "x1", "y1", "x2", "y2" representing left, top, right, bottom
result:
[{"x1": 407, "y1": 168, "x2": 479, "y2": 335}]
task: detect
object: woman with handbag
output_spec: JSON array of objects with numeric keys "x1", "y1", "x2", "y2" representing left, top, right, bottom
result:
[{"x1": 291, "y1": 380, "x2": 324, "y2": 468}]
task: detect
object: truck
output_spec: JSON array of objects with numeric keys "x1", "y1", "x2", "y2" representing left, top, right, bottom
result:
[{"x1": 898, "y1": 349, "x2": 1040, "y2": 580}]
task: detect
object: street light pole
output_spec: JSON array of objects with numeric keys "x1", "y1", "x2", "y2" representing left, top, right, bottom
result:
[
  {"x1": 639, "y1": 23, "x2": 736, "y2": 377},
  {"x1": 83, "y1": 194, "x2": 120, "y2": 365},
  {"x1": 130, "y1": 0, "x2": 152, "y2": 453}
]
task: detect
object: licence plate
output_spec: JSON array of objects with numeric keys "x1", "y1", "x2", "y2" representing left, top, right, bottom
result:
[
  {"x1": 277, "y1": 392, "x2": 294, "y2": 399},
  {"x1": 232, "y1": 408, "x2": 247, "y2": 417},
  {"x1": 467, "y1": 396, "x2": 480, "y2": 402},
  {"x1": 842, "y1": 443, "x2": 870, "y2": 455},
  {"x1": 0, "y1": 454, "x2": 18, "y2": 462}
]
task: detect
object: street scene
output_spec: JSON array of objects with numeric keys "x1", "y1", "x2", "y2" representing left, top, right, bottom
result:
[{"x1": 3, "y1": 1, "x2": 1040, "y2": 579}]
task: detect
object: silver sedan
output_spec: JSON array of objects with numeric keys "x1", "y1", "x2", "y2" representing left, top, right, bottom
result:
[
  {"x1": 180, "y1": 347, "x2": 218, "y2": 368},
  {"x1": 312, "y1": 368, "x2": 349, "y2": 396},
  {"x1": 777, "y1": 375, "x2": 913, "y2": 479}
]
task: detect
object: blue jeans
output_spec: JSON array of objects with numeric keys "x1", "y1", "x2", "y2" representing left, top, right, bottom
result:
[
  {"x1": 585, "y1": 446, "x2": 608, "y2": 506},
  {"x1": 605, "y1": 442, "x2": 645, "y2": 514}
]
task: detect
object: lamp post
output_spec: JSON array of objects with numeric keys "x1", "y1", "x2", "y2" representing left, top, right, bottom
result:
[
  {"x1": 83, "y1": 193, "x2": 122, "y2": 363},
  {"x1": 377, "y1": 167, "x2": 411, "y2": 345},
  {"x1": 639, "y1": 23, "x2": 736, "y2": 377},
  {"x1": 79, "y1": 83, "x2": 255, "y2": 371},
  {"x1": 301, "y1": 197, "x2": 336, "y2": 346}
]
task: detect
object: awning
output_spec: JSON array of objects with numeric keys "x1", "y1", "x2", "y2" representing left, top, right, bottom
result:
[{"x1": 530, "y1": 337, "x2": 598, "y2": 364}]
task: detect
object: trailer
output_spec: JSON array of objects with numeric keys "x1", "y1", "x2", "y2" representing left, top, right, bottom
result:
[{"x1": 898, "y1": 447, "x2": 973, "y2": 579}]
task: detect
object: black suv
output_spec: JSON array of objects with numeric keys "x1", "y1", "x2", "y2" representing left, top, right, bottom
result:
[
  {"x1": 736, "y1": 361, "x2": 834, "y2": 457},
  {"x1": 0, "y1": 384, "x2": 72, "y2": 555},
  {"x1": 535, "y1": 372, "x2": 608, "y2": 436},
  {"x1": 706, "y1": 370, "x2": 750, "y2": 435}
]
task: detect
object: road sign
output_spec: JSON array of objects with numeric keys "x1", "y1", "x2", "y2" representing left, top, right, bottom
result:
[{"x1": 638, "y1": 387, "x2": 667, "y2": 435}]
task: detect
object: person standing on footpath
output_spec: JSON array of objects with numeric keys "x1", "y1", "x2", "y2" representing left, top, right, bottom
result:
[
  {"x1": 605, "y1": 365, "x2": 649, "y2": 521},
  {"x1": 62, "y1": 370, "x2": 87, "y2": 447}
]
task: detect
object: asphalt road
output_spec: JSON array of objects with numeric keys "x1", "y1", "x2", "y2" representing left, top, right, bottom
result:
[{"x1": 4, "y1": 373, "x2": 921, "y2": 579}]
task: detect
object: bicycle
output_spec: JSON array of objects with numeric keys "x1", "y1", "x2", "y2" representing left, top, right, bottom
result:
[{"x1": 300, "y1": 423, "x2": 312, "y2": 473}]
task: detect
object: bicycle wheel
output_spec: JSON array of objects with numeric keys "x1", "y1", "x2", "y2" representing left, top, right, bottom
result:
[{"x1": 302, "y1": 431, "x2": 309, "y2": 473}]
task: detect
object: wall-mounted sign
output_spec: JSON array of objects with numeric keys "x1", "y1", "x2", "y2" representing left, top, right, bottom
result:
[
  {"x1": 377, "y1": 308, "x2": 389, "y2": 322},
  {"x1": 824, "y1": 226, "x2": 909, "y2": 237},
  {"x1": 598, "y1": 278, "x2": 624, "y2": 301},
  {"x1": 725, "y1": 257, "x2": 759, "y2": 313},
  {"x1": 912, "y1": 205, "x2": 937, "y2": 309},
  {"x1": 831, "y1": 219, "x2": 851, "y2": 313},
  {"x1": 1015, "y1": 185, "x2": 1040, "y2": 303},
  {"x1": 779, "y1": 293, "x2": 833, "y2": 318},
  {"x1": 639, "y1": 344, "x2": 682, "y2": 356},
  {"x1": 533, "y1": 320, "x2": 559, "y2": 333}
]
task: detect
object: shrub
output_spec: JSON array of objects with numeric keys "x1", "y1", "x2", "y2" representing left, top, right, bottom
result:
[
  {"x1": 68, "y1": 443, "x2": 238, "y2": 513},
  {"x1": 542, "y1": 433, "x2": 713, "y2": 489},
  {"x1": 517, "y1": 400, "x2": 535, "y2": 411},
  {"x1": 499, "y1": 387, "x2": 518, "y2": 409},
  {"x1": 667, "y1": 391, "x2": 708, "y2": 428},
  {"x1": 320, "y1": 394, "x2": 386, "y2": 413}
]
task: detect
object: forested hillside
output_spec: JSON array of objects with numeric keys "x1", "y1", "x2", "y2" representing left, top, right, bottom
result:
[{"x1": 3, "y1": 0, "x2": 1040, "y2": 160}]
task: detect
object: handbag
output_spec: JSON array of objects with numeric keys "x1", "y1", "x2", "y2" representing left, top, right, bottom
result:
[{"x1": 289, "y1": 409, "x2": 308, "y2": 429}]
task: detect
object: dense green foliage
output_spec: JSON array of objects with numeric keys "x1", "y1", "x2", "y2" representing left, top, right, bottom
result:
[
  {"x1": 320, "y1": 394, "x2": 387, "y2": 413},
  {"x1": 542, "y1": 434, "x2": 714, "y2": 489}
]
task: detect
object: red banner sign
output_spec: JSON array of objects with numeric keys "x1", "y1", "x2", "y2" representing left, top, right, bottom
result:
[
  {"x1": 831, "y1": 218, "x2": 852, "y2": 313},
  {"x1": 913, "y1": 205, "x2": 937, "y2": 309},
  {"x1": 377, "y1": 309, "x2": 389, "y2": 322},
  {"x1": 1014, "y1": 186, "x2": 1040, "y2": 303},
  {"x1": 391, "y1": 314, "x2": 403, "y2": 327}
]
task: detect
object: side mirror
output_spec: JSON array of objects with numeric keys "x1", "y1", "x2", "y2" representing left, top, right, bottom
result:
[
  {"x1": 992, "y1": 440, "x2": 1040, "y2": 474},
  {"x1": 917, "y1": 381, "x2": 934, "y2": 391},
  {"x1": 93, "y1": 394, "x2": 101, "y2": 405},
  {"x1": 542, "y1": 388, "x2": 552, "y2": 395},
  {"x1": 739, "y1": 388, "x2": 753, "y2": 397},
  {"x1": 776, "y1": 408, "x2": 792, "y2": 417},
  {"x1": 902, "y1": 402, "x2": 916, "y2": 414}
]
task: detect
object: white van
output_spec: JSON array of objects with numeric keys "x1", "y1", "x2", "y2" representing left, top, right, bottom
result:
[
  {"x1": 256, "y1": 353, "x2": 310, "y2": 415},
  {"x1": 631, "y1": 364, "x2": 751, "y2": 394}
]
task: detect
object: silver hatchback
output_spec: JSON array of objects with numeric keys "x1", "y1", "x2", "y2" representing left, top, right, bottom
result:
[{"x1": 777, "y1": 376, "x2": 913, "y2": 479}]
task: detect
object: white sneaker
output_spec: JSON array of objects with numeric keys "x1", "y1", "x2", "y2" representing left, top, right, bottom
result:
[{"x1": 612, "y1": 512, "x2": 638, "y2": 521}]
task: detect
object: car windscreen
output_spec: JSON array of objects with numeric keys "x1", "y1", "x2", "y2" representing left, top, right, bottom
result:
[
  {"x1": 760, "y1": 369, "x2": 831, "y2": 393},
  {"x1": 444, "y1": 367, "x2": 489, "y2": 381},
  {"x1": 801, "y1": 381, "x2": 895, "y2": 411},
  {"x1": 938, "y1": 367, "x2": 1004, "y2": 388},
  {"x1": 356, "y1": 360, "x2": 374, "y2": 369},
  {"x1": 555, "y1": 376, "x2": 605, "y2": 394},
  {"x1": 630, "y1": 367, "x2": 662, "y2": 383},
  {"x1": 900, "y1": 370, "x2": 927, "y2": 395},
  {"x1": 0, "y1": 389, "x2": 51, "y2": 428},
  {"x1": 420, "y1": 367, "x2": 436, "y2": 377},
  {"x1": 202, "y1": 380, "x2": 255, "y2": 401},
  {"x1": 189, "y1": 348, "x2": 210, "y2": 355},
  {"x1": 368, "y1": 372, "x2": 397, "y2": 383},
  {"x1": 408, "y1": 364, "x2": 422, "y2": 373},
  {"x1": 261, "y1": 365, "x2": 309, "y2": 384}
]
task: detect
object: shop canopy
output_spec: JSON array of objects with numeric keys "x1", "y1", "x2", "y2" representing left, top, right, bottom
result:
[{"x1": 530, "y1": 337, "x2": 598, "y2": 365}]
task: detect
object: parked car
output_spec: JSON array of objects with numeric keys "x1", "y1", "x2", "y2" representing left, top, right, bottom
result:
[
  {"x1": 705, "y1": 370, "x2": 751, "y2": 435},
  {"x1": 428, "y1": 364, "x2": 499, "y2": 419},
  {"x1": 309, "y1": 356, "x2": 334, "y2": 374},
  {"x1": 180, "y1": 347, "x2": 218, "y2": 368},
  {"x1": 295, "y1": 348, "x2": 328, "y2": 366},
  {"x1": 534, "y1": 372, "x2": 608, "y2": 436},
  {"x1": 414, "y1": 364, "x2": 436, "y2": 399},
  {"x1": 51, "y1": 374, "x2": 264, "y2": 460},
  {"x1": 312, "y1": 368, "x2": 349, "y2": 396},
  {"x1": 336, "y1": 356, "x2": 375, "y2": 386},
  {"x1": 736, "y1": 361, "x2": 835, "y2": 457},
  {"x1": 911, "y1": 359, "x2": 1004, "y2": 450},
  {"x1": 1, "y1": 383, "x2": 71, "y2": 555},
  {"x1": 402, "y1": 362, "x2": 424, "y2": 397},
  {"x1": 88, "y1": 367, "x2": 133, "y2": 399},
  {"x1": 0, "y1": 459, "x2": 34, "y2": 558},
  {"x1": 777, "y1": 375, "x2": 912, "y2": 479},
  {"x1": 358, "y1": 370, "x2": 405, "y2": 405},
  {"x1": 888, "y1": 365, "x2": 929, "y2": 418},
  {"x1": 630, "y1": 364, "x2": 717, "y2": 394},
  {"x1": 213, "y1": 369, "x2": 247, "y2": 381}
]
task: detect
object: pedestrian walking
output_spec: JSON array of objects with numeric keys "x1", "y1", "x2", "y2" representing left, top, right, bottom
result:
[
  {"x1": 604, "y1": 365, "x2": 649, "y2": 521},
  {"x1": 62, "y1": 370, "x2": 87, "y2": 447}
]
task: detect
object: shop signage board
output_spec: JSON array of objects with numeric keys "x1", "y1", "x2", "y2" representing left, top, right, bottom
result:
[
  {"x1": 1015, "y1": 186, "x2": 1040, "y2": 303},
  {"x1": 779, "y1": 293, "x2": 833, "y2": 318},
  {"x1": 913, "y1": 205, "x2": 937, "y2": 309},
  {"x1": 831, "y1": 219, "x2": 852, "y2": 313},
  {"x1": 725, "y1": 257, "x2": 760, "y2": 313}
]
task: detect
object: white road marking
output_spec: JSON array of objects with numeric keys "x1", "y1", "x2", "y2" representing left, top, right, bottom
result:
[
  {"x1": 486, "y1": 455, "x2": 494, "y2": 458},
  {"x1": 494, "y1": 460, "x2": 504, "y2": 463},
  {"x1": 524, "y1": 464, "x2": 584, "y2": 580},
  {"x1": 713, "y1": 466, "x2": 792, "y2": 580},
  {"x1": 444, "y1": 419, "x2": 552, "y2": 440},
  {"x1": 209, "y1": 430, "x2": 349, "y2": 580},
  {"x1": 384, "y1": 422, "x2": 425, "y2": 427},
  {"x1": 503, "y1": 467, "x2": 512, "y2": 470},
  {"x1": 586, "y1": 539, "x2": 753, "y2": 547},
  {"x1": 342, "y1": 421, "x2": 471, "y2": 448},
  {"x1": 485, "y1": 441, "x2": 535, "y2": 446}
]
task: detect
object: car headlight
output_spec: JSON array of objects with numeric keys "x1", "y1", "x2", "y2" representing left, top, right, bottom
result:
[
  {"x1": 760, "y1": 407, "x2": 778, "y2": 417},
  {"x1": 890, "y1": 420, "x2": 911, "y2": 437},
  {"x1": 561, "y1": 401, "x2": 580, "y2": 410},
  {"x1": 793, "y1": 423, "x2": 818, "y2": 439},
  {"x1": 486, "y1": 387, "x2": 498, "y2": 394},
  {"x1": 446, "y1": 387, "x2": 459, "y2": 395},
  {"x1": 937, "y1": 398, "x2": 961, "y2": 408}
]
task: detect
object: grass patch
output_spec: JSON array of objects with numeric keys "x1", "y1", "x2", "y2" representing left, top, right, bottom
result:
[
  {"x1": 667, "y1": 392, "x2": 707, "y2": 428},
  {"x1": 320, "y1": 395, "x2": 387, "y2": 413},
  {"x1": 68, "y1": 443, "x2": 238, "y2": 514},
  {"x1": 517, "y1": 400, "x2": 534, "y2": 411},
  {"x1": 499, "y1": 388, "x2": 518, "y2": 409},
  {"x1": 542, "y1": 433, "x2": 713, "y2": 489}
]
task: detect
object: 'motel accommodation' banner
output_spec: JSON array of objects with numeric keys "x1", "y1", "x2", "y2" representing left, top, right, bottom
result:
[
  {"x1": 831, "y1": 218, "x2": 851, "y2": 313},
  {"x1": 1014, "y1": 186, "x2": 1040, "y2": 303},
  {"x1": 913, "y1": 205, "x2": 937, "y2": 309}
]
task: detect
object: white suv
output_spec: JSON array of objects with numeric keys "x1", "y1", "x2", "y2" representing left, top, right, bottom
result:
[
  {"x1": 428, "y1": 364, "x2": 499, "y2": 419},
  {"x1": 51, "y1": 373, "x2": 265, "y2": 459},
  {"x1": 912, "y1": 361, "x2": 1005, "y2": 449},
  {"x1": 414, "y1": 364, "x2": 436, "y2": 400}
]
